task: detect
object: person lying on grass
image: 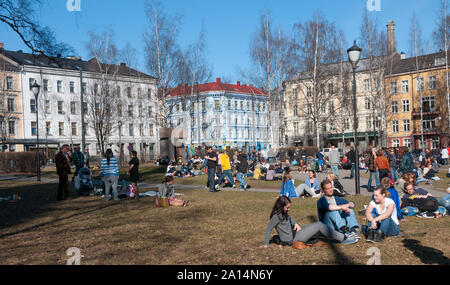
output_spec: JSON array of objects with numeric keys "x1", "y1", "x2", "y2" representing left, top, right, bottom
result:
[
  {"x1": 364, "y1": 187, "x2": 400, "y2": 243},
  {"x1": 400, "y1": 182, "x2": 438, "y2": 218},
  {"x1": 260, "y1": 196, "x2": 359, "y2": 249},
  {"x1": 158, "y1": 176, "x2": 189, "y2": 207}
]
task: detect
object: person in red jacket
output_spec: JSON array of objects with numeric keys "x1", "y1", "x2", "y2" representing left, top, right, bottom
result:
[{"x1": 375, "y1": 150, "x2": 390, "y2": 181}]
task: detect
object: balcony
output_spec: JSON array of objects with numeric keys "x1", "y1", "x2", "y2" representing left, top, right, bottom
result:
[
  {"x1": 412, "y1": 127, "x2": 440, "y2": 136},
  {"x1": 412, "y1": 106, "x2": 440, "y2": 117}
]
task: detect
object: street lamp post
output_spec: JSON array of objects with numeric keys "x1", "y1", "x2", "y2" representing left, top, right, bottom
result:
[
  {"x1": 32, "y1": 81, "x2": 41, "y2": 182},
  {"x1": 347, "y1": 40, "x2": 362, "y2": 195}
]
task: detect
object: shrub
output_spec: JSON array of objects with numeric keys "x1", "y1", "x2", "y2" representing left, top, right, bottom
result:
[{"x1": 0, "y1": 151, "x2": 46, "y2": 173}]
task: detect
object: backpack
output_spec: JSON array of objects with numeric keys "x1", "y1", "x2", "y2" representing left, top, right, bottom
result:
[{"x1": 401, "y1": 206, "x2": 419, "y2": 216}]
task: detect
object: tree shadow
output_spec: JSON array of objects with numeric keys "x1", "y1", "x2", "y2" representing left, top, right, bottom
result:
[{"x1": 402, "y1": 239, "x2": 450, "y2": 265}]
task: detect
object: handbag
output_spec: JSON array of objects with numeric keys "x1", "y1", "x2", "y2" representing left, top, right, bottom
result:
[{"x1": 156, "y1": 196, "x2": 169, "y2": 207}]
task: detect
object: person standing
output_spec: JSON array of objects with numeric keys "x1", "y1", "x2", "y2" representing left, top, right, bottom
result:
[
  {"x1": 347, "y1": 147, "x2": 356, "y2": 179},
  {"x1": 364, "y1": 147, "x2": 377, "y2": 192},
  {"x1": 128, "y1": 150, "x2": 140, "y2": 199},
  {"x1": 236, "y1": 148, "x2": 249, "y2": 191},
  {"x1": 55, "y1": 144, "x2": 72, "y2": 200},
  {"x1": 83, "y1": 148, "x2": 90, "y2": 169},
  {"x1": 328, "y1": 145, "x2": 340, "y2": 177},
  {"x1": 375, "y1": 149, "x2": 390, "y2": 181},
  {"x1": 205, "y1": 146, "x2": 218, "y2": 193},
  {"x1": 388, "y1": 148, "x2": 399, "y2": 182},
  {"x1": 398, "y1": 147, "x2": 414, "y2": 175},
  {"x1": 101, "y1": 149, "x2": 119, "y2": 201},
  {"x1": 441, "y1": 147, "x2": 449, "y2": 165},
  {"x1": 72, "y1": 146, "x2": 85, "y2": 179}
]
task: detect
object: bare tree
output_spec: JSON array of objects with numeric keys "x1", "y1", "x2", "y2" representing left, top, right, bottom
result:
[
  {"x1": 84, "y1": 29, "x2": 121, "y2": 156},
  {"x1": 143, "y1": 0, "x2": 183, "y2": 128},
  {"x1": 0, "y1": 0, "x2": 73, "y2": 56},
  {"x1": 290, "y1": 12, "x2": 341, "y2": 148}
]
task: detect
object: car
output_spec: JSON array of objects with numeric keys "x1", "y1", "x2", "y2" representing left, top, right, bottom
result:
[{"x1": 320, "y1": 148, "x2": 343, "y2": 159}]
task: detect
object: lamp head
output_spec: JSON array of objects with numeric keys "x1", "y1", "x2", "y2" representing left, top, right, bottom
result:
[
  {"x1": 32, "y1": 81, "x2": 41, "y2": 98},
  {"x1": 347, "y1": 40, "x2": 362, "y2": 69}
]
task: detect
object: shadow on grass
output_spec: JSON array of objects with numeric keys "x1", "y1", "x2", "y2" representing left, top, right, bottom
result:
[{"x1": 402, "y1": 239, "x2": 450, "y2": 265}]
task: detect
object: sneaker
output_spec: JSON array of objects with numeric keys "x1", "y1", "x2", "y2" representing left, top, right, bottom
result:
[
  {"x1": 341, "y1": 236, "x2": 358, "y2": 245},
  {"x1": 416, "y1": 212, "x2": 434, "y2": 219},
  {"x1": 346, "y1": 231, "x2": 361, "y2": 240},
  {"x1": 372, "y1": 230, "x2": 385, "y2": 243},
  {"x1": 215, "y1": 184, "x2": 219, "y2": 190},
  {"x1": 232, "y1": 184, "x2": 236, "y2": 189}
]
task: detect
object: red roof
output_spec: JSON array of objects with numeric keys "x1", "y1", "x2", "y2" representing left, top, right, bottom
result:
[{"x1": 167, "y1": 78, "x2": 266, "y2": 97}]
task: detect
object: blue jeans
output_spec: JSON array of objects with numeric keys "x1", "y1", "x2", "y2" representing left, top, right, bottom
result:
[
  {"x1": 217, "y1": 170, "x2": 235, "y2": 186},
  {"x1": 207, "y1": 167, "x2": 216, "y2": 192},
  {"x1": 375, "y1": 169, "x2": 380, "y2": 188},
  {"x1": 391, "y1": 167, "x2": 398, "y2": 182},
  {"x1": 236, "y1": 172, "x2": 247, "y2": 189},
  {"x1": 368, "y1": 214, "x2": 400, "y2": 236},
  {"x1": 331, "y1": 164, "x2": 339, "y2": 176},
  {"x1": 322, "y1": 209, "x2": 359, "y2": 232},
  {"x1": 438, "y1": 194, "x2": 450, "y2": 212},
  {"x1": 350, "y1": 163, "x2": 354, "y2": 178},
  {"x1": 367, "y1": 171, "x2": 375, "y2": 190}
]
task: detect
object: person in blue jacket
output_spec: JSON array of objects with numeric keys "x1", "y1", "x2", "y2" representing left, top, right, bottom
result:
[
  {"x1": 371, "y1": 177, "x2": 404, "y2": 221},
  {"x1": 280, "y1": 172, "x2": 298, "y2": 198},
  {"x1": 317, "y1": 179, "x2": 360, "y2": 239}
]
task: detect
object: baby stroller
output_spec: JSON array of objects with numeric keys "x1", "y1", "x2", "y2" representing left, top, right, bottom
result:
[{"x1": 77, "y1": 167, "x2": 94, "y2": 196}]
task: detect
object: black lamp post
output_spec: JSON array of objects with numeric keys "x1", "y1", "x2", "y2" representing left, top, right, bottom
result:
[
  {"x1": 32, "y1": 81, "x2": 41, "y2": 182},
  {"x1": 347, "y1": 40, "x2": 362, "y2": 195}
]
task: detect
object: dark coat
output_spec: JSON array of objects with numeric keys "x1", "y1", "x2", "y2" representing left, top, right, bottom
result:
[{"x1": 55, "y1": 151, "x2": 71, "y2": 176}]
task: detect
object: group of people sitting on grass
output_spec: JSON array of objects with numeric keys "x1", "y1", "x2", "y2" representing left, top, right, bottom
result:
[{"x1": 265, "y1": 168, "x2": 449, "y2": 247}]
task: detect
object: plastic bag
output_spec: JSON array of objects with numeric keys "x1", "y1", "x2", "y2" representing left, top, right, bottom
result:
[{"x1": 74, "y1": 176, "x2": 80, "y2": 190}]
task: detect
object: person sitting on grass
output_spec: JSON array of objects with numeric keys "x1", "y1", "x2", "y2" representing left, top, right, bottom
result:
[
  {"x1": 317, "y1": 179, "x2": 360, "y2": 239},
  {"x1": 437, "y1": 187, "x2": 450, "y2": 213},
  {"x1": 260, "y1": 196, "x2": 358, "y2": 249},
  {"x1": 249, "y1": 164, "x2": 263, "y2": 180},
  {"x1": 400, "y1": 182, "x2": 439, "y2": 218},
  {"x1": 265, "y1": 165, "x2": 280, "y2": 181},
  {"x1": 295, "y1": 170, "x2": 321, "y2": 198},
  {"x1": 364, "y1": 187, "x2": 400, "y2": 243},
  {"x1": 275, "y1": 161, "x2": 284, "y2": 174},
  {"x1": 279, "y1": 172, "x2": 298, "y2": 198},
  {"x1": 373, "y1": 177, "x2": 404, "y2": 222},
  {"x1": 158, "y1": 176, "x2": 189, "y2": 207}
]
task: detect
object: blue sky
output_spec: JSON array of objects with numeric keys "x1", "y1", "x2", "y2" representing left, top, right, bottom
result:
[{"x1": 0, "y1": 0, "x2": 443, "y2": 83}]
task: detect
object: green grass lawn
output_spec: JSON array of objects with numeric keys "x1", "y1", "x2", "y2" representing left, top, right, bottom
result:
[{"x1": 0, "y1": 179, "x2": 449, "y2": 265}]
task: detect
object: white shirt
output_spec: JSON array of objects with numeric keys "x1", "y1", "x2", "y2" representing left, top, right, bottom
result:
[
  {"x1": 369, "y1": 198, "x2": 399, "y2": 225},
  {"x1": 441, "y1": 149, "x2": 449, "y2": 159}
]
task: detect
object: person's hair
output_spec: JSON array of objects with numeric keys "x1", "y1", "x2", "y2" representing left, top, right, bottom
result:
[
  {"x1": 164, "y1": 175, "x2": 174, "y2": 183},
  {"x1": 309, "y1": 169, "x2": 316, "y2": 177},
  {"x1": 403, "y1": 172, "x2": 416, "y2": 185},
  {"x1": 269, "y1": 165, "x2": 274, "y2": 170},
  {"x1": 282, "y1": 172, "x2": 292, "y2": 183},
  {"x1": 377, "y1": 150, "x2": 384, "y2": 156},
  {"x1": 374, "y1": 186, "x2": 391, "y2": 198},
  {"x1": 131, "y1": 150, "x2": 137, "y2": 157},
  {"x1": 404, "y1": 181, "x2": 414, "y2": 190},
  {"x1": 61, "y1": 144, "x2": 70, "y2": 150},
  {"x1": 381, "y1": 177, "x2": 391, "y2": 189},
  {"x1": 320, "y1": 179, "x2": 333, "y2": 190},
  {"x1": 328, "y1": 172, "x2": 336, "y2": 181},
  {"x1": 105, "y1": 149, "x2": 113, "y2": 165},
  {"x1": 270, "y1": 196, "x2": 291, "y2": 221},
  {"x1": 403, "y1": 146, "x2": 409, "y2": 153}
]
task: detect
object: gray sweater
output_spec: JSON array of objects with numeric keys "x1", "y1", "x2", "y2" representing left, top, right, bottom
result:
[
  {"x1": 328, "y1": 149, "x2": 340, "y2": 164},
  {"x1": 264, "y1": 214, "x2": 297, "y2": 246}
]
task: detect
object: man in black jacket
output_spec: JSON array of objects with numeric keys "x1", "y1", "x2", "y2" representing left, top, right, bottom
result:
[
  {"x1": 55, "y1": 144, "x2": 72, "y2": 200},
  {"x1": 236, "y1": 149, "x2": 249, "y2": 191},
  {"x1": 347, "y1": 147, "x2": 356, "y2": 179}
]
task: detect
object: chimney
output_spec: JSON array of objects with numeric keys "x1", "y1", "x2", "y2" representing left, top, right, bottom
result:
[
  {"x1": 77, "y1": 56, "x2": 82, "y2": 60},
  {"x1": 387, "y1": 20, "x2": 396, "y2": 55},
  {"x1": 120, "y1": 62, "x2": 126, "y2": 67},
  {"x1": 237, "y1": 81, "x2": 240, "y2": 86},
  {"x1": 400, "y1": 52, "x2": 406, "y2": 59},
  {"x1": 216, "y1": 77, "x2": 221, "y2": 84}
]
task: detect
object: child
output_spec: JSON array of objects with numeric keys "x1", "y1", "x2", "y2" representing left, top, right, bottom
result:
[{"x1": 158, "y1": 176, "x2": 189, "y2": 207}]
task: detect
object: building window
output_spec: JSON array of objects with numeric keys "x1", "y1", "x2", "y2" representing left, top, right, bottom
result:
[
  {"x1": 416, "y1": 77, "x2": 424, "y2": 92},
  {"x1": 403, "y1": 138, "x2": 411, "y2": 148},
  {"x1": 403, "y1": 119, "x2": 410, "y2": 132},
  {"x1": 83, "y1": 123, "x2": 88, "y2": 136},
  {"x1": 147, "y1": 88, "x2": 152, "y2": 99},
  {"x1": 422, "y1": 118, "x2": 436, "y2": 131},
  {"x1": 70, "y1": 102, "x2": 76, "y2": 115},
  {"x1": 391, "y1": 101, "x2": 398, "y2": 113},
  {"x1": 215, "y1": 99, "x2": 220, "y2": 111},
  {"x1": 402, "y1": 100, "x2": 410, "y2": 112},
  {"x1": 129, "y1": 124, "x2": 134, "y2": 136},
  {"x1": 428, "y1": 76, "x2": 437, "y2": 90},
  {"x1": 58, "y1": 122, "x2": 64, "y2": 136},
  {"x1": 6, "y1": 76, "x2": 13, "y2": 90},
  {"x1": 94, "y1": 83, "x2": 99, "y2": 95},
  {"x1": 8, "y1": 121, "x2": 15, "y2": 135},
  {"x1": 83, "y1": 102, "x2": 88, "y2": 115},
  {"x1": 139, "y1": 105, "x2": 143, "y2": 117},
  {"x1": 139, "y1": 123, "x2": 144, "y2": 136},
  {"x1": 127, "y1": 87, "x2": 131, "y2": 98},
  {"x1": 392, "y1": 139, "x2": 400, "y2": 147},
  {"x1": 328, "y1": 83, "x2": 334, "y2": 94},
  {"x1": 202, "y1": 101, "x2": 206, "y2": 111},
  {"x1": 227, "y1": 99, "x2": 231, "y2": 110},
  {"x1": 389, "y1": 81, "x2": 398, "y2": 95},
  {"x1": 401, "y1": 80, "x2": 409, "y2": 93},
  {"x1": 148, "y1": 106, "x2": 152, "y2": 117},
  {"x1": 57, "y1": 80, "x2": 62, "y2": 93},
  {"x1": 69, "y1": 81, "x2": 75, "y2": 93},
  {"x1": 30, "y1": 99, "x2": 36, "y2": 113},
  {"x1": 29, "y1": 78, "x2": 35, "y2": 90},
  {"x1": 58, "y1": 101, "x2": 63, "y2": 114},
  {"x1": 7, "y1": 98, "x2": 15, "y2": 112},
  {"x1": 363, "y1": 79, "x2": 370, "y2": 91},
  {"x1": 365, "y1": 98, "x2": 371, "y2": 110},
  {"x1": 71, "y1": 122, "x2": 77, "y2": 136},
  {"x1": 329, "y1": 101, "x2": 335, "y2": 114},
  {"x1": 45, "y1": 100, "x2": 50, "y2": 113},
  {"x1": 307, "y1": 86, "x2": 312, "y2": 97},
  {"x1": 82, "y1": 83, "x2": 86, "y2": 94},
  {"x1": 240, "y1": 101, "x2": 244, "y2": 110},
  {"x1": 128, "y1": 105, "x2": 133, "y2": 117},
  {"x1": 31, "y1": 122, "x2": 37, "y2": 136},
  {"x1": 392, "y1": 120, "x2": 399, "y2": 133},
  {"x1": 293, "y1": 105, "x2": 298, "y2": 116},
  {"x1": 367, "y1": 117, "x2": 372, "y2": 129},
  {"x1": 137, "y1": 88, "x2": 142, "y2": 99},
  {"x1": 149, "y1": 124, "x2": 154, "y2": 136},
  {"x1": 46, "y1": 122, "x2": 51, "y2": 136},
  {"x1": 43, "y1": 79, "x2": 48, "y2": 92},
  {"x1": 293, "y1": 122, "x2": 299, "y2": 135},
  {"x1": 421, "y1": 96, "x2": 436, "y2": 112}
]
